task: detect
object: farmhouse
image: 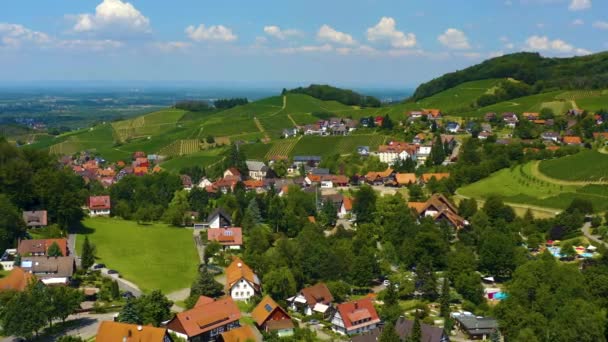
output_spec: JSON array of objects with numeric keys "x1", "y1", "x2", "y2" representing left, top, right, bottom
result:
[
  {"x1": 351, "y1": 316, "x2": 449, "y2": 342},
  {"x1": 22, "y1": 210, "x2": 48, "y2": 228},
  {"x1": 423, "y1": 109, "x2": 442, "y2": 120},
  {"x1": 541, "y1": 131, "x2": 560, "y2": 142},
  {"x1": 251, "y1": 296, "x2": 294, "y2": 337},
  {"x1": 377, "y1": 142, "x2": 417, "y2": 165},
  {"x1": 95, "y1": 321, "x2": 172, "y2": 342},
  {"x1": 167, "y1": 296, "x2": 241, "y2": 341},
  {"x1": 0, "y1": 267, "x2": 36, "y2": 292},
  {"x1": 226, "y1": 257, "x2": 261, "y2": 301},
  {"x1": 21, "y1": 256, "x2": 75, "y2": 285},
  {"x1": 88, "y1": 196, "x2": 111, "y2": 216},
  {"x1": 331, "y1": 298, "x2": 380, "y2": 335},
  {"x1": 288, "y1": 282, "x2": 334, "y2": 317},
  {"x1": 364, "y1": 169, "x2": 394, "y2": 185},
  {"x1": 207, "y1": 227, "x2": 243, "y2": 250},
  {"x1": 17, "y1": 238, "x2": 68, "y2": 257},
  {"x1": 246, "y1": 160, "x2": 268, "y2": 180},
  {"x1": 223, "y1": 168, "x2": 242, "y2": 181},
  {"x1": 409, "y1": 194, "x2": 467, "y2": 229}
]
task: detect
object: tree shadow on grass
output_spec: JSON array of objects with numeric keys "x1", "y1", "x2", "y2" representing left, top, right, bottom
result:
[{"x1": 69, "y1": 221, "x2": 94, "y2": 235}]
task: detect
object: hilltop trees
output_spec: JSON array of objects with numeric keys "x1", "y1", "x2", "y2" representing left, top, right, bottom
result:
[{"x1": 287, "y1": 84, "x2": 381, "y2": 107}]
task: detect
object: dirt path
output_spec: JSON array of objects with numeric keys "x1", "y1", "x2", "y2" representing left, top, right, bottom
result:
[
  {"x1": 253, "y1": 117, "x2": 271, "y2": 142},
  {"x1": 287, "y1": 114, "x2": 298, "y2": 127},
  {"x1": 570, "y1": 99, "x2": 579, "y2": 110},
  {"x1": 530, "y1": 161, "x2": 608, "y2": 185},
  {"x1": 582, "y1": 222, "x2": 608, "y2": 248}
]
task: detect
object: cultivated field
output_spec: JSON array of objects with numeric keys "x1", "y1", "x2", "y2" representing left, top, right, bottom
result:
[
  {"x1": 538, "y1": 150, "x2": 608, "y2": 182},
  {"x1": 290, "y1": 134, "x2": 386, "y2": 157},
  {"x1": 76, "y1": 217, "x2": 199, "y2": 293},
  {"x1": 458, "y1": 161, "x2": 608, "y2": 212}
]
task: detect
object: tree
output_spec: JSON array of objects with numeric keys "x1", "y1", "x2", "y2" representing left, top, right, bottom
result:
[
  {"x1": 353, "y1": 185, "x2": 377, "y2": 223},
  {"x1": 382, "y1": 114, "x2": 394, "y2": 130},
  {"x1": 204, "y1": 240, "x2": 222, "y2": 265},
  {"x1": 381, "y1": 284, "x2": 402, "y2": 324},
  {"x1": 47, "y1": 241, "x2": 63, "y2": 257},
  {"x1": 111, "y1": 280, "x2": 120, "y2": 300},
  {"x1": 48, "y1": 286, "x2": 84, "y2": 324},
  {"x1": 136, "y1": 290, "x2": 173, "y2": 327},
  {"x1": 320, "y1": 199, "x2": 337, "y2": 227},
  {"x1": 0, "y1": 195, "x2": 26, "y2": 252},
  {"x1": 163, "y1": 190, "x2": 191, "y2": 226},
  {"x1": 439, "y1": 277, "x2": 450, "y2": 318},
  {"x1": 0, "y1": 283, "x2": 47, "y2": 339},
  {"x1": 428, "y1": 136, "x2": 446, "y2": 166},
  {"x1": 410, "y1": 313, "x2": 422, "y2": 342},
  {"x1": 415, "y1": 257, "x2": 438, "y2": 300},
  {"x1": 458, "y1": 198, "x2": 478, "y2": 219},
  {"x1": 565, "y1": 198, "x2": 594, "y2": 215},
  {"x1": 407, "y1": 184, "x2": 425, "y2": 202},
  {"x1": 81, "y1": 236, "x2": 96, "y2": 270},
  {"x1": 454, "y1": 272, "x2": 484, "y2": 305},
  {"x1": 117, "y1": 298, "x2": 141, "y2": 324},
  {"x1": 263, "y1": 267, "x2": 297, "y2": 302},
  {"x1": 379, "y1": 322, "x2": 401, "y2": 342},
  {"x1": 187, "y1": 267, "x2": 224, "y2": 308},
  {"x1": 479, "y1": 232, "x2": 518, "y2": 278}
]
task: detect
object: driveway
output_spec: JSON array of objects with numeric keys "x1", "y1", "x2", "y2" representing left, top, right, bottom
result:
[
  {"x1": 99, "y1": 268, "x2": 142, "y2": 297},
  {"x1": 582, "y1": 222, "x2": 607, "y2": 248}
]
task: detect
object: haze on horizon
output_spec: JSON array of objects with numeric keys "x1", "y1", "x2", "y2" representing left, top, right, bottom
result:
[{"x1": 1, "y1": 0, "x2": 607, "y2": 88}]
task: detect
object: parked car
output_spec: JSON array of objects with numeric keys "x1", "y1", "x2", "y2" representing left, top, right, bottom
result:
[
  {"x1": 383, "y1": 279, "x2": 391, "y2": 286},
  {"x1": 93, "y1": 263, "x2": 106, "y2": 269},
  {"x1": 107, "y1": 269, "x2": 119, "y2": 275},
  {"x1": 308, "y1": 319, "x2": 319, "y2": 325},
  {"x1": 122, "y1": 291, "x2": 135, "y2": 299}
]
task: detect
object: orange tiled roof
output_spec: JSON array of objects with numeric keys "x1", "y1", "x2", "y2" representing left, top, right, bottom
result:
[
  {"x1": 421, "y1": 173, "x2": 450, "y2": 183},
  {"x1": 95, "y1": 321, "x2": 168, "y2": 342},
  {"x1": 251, "y1": 296, "x2": 290, "y2": 326},
  {"x1": 342, "y1": 196, "x2": 353, "y2": 211},
  {"x1": 365, "y1": 168, "x2": 394, "y2": 181},
  {"x1": 593, "y1": 132, "x2": 608, "y2": 139},
  {"x1": 167, "y1": 297, "x2": 241, "y2": 338},
  {"x1": 243, "y1": 180, "x2": 264, "y2": 188},
  {"x1": 408, "y1": 202, "x2": 427, "y2": 214},
  {"x1": 220, "y1": 325, "x2": 259, "y2": 342},
  {"x1": 563, "y1": 136, "x2": 582, "y2": 144},
  {"x1": 226, "y1": 257, "x2": 258, "y2": 289},
  {"x1": 395, "y1": 173, "x2": 416, "y2": 185}
]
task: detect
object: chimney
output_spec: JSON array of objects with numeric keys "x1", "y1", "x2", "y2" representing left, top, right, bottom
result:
[
  {"x1": 137, "y1": 325, "x2": 143, "y2": 331},
  {"x1": 237, "y1": 263, "x2": 242, "y2": 268},
  {"x1": 354, "y1": 302, "x2": 358, "y2": 310}
]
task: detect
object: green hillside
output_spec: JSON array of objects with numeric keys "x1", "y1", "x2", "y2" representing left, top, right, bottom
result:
[
  {"x1": 538, "y1": 150, "x2": 608, "y2": 182},
  {"x1": 413, "y1": 52, "x2": 608, "y2": 100}
]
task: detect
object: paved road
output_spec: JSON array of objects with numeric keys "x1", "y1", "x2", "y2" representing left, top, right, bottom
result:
[
  {"x1": 99, "y1": 268, "x2": 142, "y2": 297},
  {"x1": 67, "y1": 234, "x2": 80, "y2": 267},
  {"x1": 582, "y1": 222, "x2": 607, "y2": 247}
]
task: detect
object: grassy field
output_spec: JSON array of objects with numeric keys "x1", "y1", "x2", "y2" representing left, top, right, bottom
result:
[
  {"x1": 290, "y1": 134, "x2": 386, "y2": 157},
  {"x1": 458, "y1": 162, "x2": 608, "y2": 212},
  {"x1": 539, "y1": 150, "x2": 608, "y2": 182},
  {"x1": 160, "y1": 148, "x2": 226, "y2": 173},
  {"x1": 461, "y1": 91, "x2": 572, "y2": 117},
  {"x1": 76, "y1": 217, "x2": 199, "y2": 293}
]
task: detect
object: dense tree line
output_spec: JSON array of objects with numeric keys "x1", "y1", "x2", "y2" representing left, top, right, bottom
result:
[
  {"x1": 213, "y1": 98, "x2": 248, "y2": 109},
  {"x1": 476, "y1": 80, "x2": 533, "y2": 107},
  {"x1": 287, "y1": 84, "x2": 381, "y2": 107},
  {"x1": 412, "y1": 51, "x2": 608, "y2": 102},
  {"x1": 174, "y1": 100, "x2": 212, "y2": 112}
]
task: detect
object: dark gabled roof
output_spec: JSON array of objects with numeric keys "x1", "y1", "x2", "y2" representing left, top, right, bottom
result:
[
  {"x1": 294, "y1": 156, "x2": 322, "y2": 162},
  {"x1": 207, "y1": 208, "x2": 232, "y2": 223},
  {"x1": 351, "y1": 317, "x2": 449, "y2": 342}
]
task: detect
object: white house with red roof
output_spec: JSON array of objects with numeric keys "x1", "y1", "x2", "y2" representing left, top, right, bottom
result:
[
  {"x1": 207, "y1": 227, "x2": 243, "y2": 250},
  {"x1": 88, "y1": 196, "x2": 111, "y2": 216},
  {"x1": 331, "y1": 298, "x2": 380, "y2": 335}
]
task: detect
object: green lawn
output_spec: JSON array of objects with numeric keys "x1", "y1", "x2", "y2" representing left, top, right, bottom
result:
[
  {"x1": 458, "y1": 162, "x2": 608, "y2": 212},
  {"x1": 76, "y1": 217, "x2": 199, "y2": 294},
  {"x1": 539, "y1": 150, "x2": 608, "y2": 182}
]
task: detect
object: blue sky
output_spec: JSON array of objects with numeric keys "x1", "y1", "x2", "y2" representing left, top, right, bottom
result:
[{"x1": 1, "y1": 0, "x2": 607, "y2": 87}]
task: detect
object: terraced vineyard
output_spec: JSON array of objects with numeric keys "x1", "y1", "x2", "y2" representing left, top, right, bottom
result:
[
  {"x1": 265, "y1": 137, "x2": 300, "y2": 159},
  {"x1": 290, "y1": 134, "x2": 386, "y2": 157}
]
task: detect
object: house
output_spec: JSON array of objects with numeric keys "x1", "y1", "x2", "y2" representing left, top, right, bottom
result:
[
  {"x1": 21, "y1": 256, "x2": 75, "y2": 285},
  {"x1": 395, "y1": 173, "x2": 416, "y2": 186},
  {"x1": 331, "y1": 125, "x2": 348, "y2": 136},
  {"x1": 563, "y1": 135, "x2": 583, "y2": 145},
  {"x1": 223, "y1": 168, "x2": 242, "y2": 181},
  {"x1": 17, "y1": 238, "x2": 68, "y2": 257},
  {"x1": 421, "y1": 173, "x2": 450, "y2": 183},
  {"x1": 134, "y1": 166, "x2": 148, "y2": 176},
  {"x1": 412, "y1": 133, "x2": 426, "y2": 144},
  {"x1": 207, "y1": 208, "x2": 232, "y2": 228},
  {"x1": 484, "y1": 112, "x2": 497, "y2": 122},
  {"x1": 331, "y1": 298, "x2": 380, "y2": 335},
  {"x1": 377, "y1": 142, "x2": 417, "y2": 165},
  {"x1": 293, "y1": 156, "x2": 322, "y2": 167},
  {"x1": 593, "y1": 132, "x2": 608, "y2": 141},
  {"x1": 374, "y1": 116, "x2": 384, "y2": 127},
  {"x1": 424, "y1": 109, "x2": 442, "y2": 120},
  {"x1": 289, "y1": 283, "x2": 334, "y2": 317},
  {"x1": 88, "y1": 196, "x2": 111, "y2": 216},
  {"x1": 226, "y1": 257, "x2": 261, "y2": 301},
  {"x1": 0, "y1": 267, "x2": 36, "y2": 292},
  {"x1": 453, "y1": 313, "x2": 498, "y2": 340},
  {"x1": 22, "y1": 210, "x2": 48, "y2": 228},
  {"x1": 408, "y1": 111, "x2": 424, "y2": 119},
  {"x1": 351, "y1": 316, "x2": 450, "y2": 342},
  {"x1": 446, "y1": 122, "x2": 460, "y2": 133},
  {"x1": 0, "y1": 249, "x2": 17, "y2": 271},
  {"x1": 251, "y1": 296, "x2": 294, "y2": 337},
  {"x1": 282, "y1": 128, "x2": 298, "y2": 138},
  {"x1": 95, "y1": 321, "x2": 172, "y2": 342},
  {"x1": 167, "y1": 296, "x2": 241, "y2": 342},
  {"x1": 541, "y1": 131, "x2": 560, "y2": 142},
  {"x1": 246, "y1": 160, "x2": 268, "y2": 180},
  {"x1": 481, "y1": 123, "x2": 492, "y2": 133},
  {"x1": 567, "y1": 109, "x2": 584, "y2": 116},
  {"x1": 408, "y1": 194, "x2": 467, "y2": 229},
  {"x1": 219, "y1": 325, "x2": 260, "y2": 342},
  {"x1": 181, "y1": 175, "x2": 193, "y2": 191},
  {"x1": 357, "y1": 146, "x2": 370, "y2": 156},
  {"x1": 198, "y1": 177, "x2": 213, "y2": 189},
  {"x1": 502, "y1": 113, "x2": 518, "y2": 128},
  {"x1": 207, "y1": 228, "x2": 243, "y2": 250},
  {"x1": 416, "y1": 145, "x2": 432, "y2": 165},
  {"x1": 303, "y1": 124, "x2": 323, "y2": 135},
  {"x1": 364, "y1": 169, "x2": 394, "y2": 185},
  {"x1": 440, "y1": 134, "x2": 457, "y2": 150},
  {"x1": 339, "y1": 196, "x2": 353, "y2": 218},
  {"x1": 478, "y1": 131, "x2": 492, "y2": 140},
  {"x1": 523, "y1": 112, "x2": 540, "y2": 121}
]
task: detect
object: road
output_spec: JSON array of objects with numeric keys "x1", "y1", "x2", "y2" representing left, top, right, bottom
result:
[{"x1": 582, "y1": 222, "x2": 607, "y2": 247}]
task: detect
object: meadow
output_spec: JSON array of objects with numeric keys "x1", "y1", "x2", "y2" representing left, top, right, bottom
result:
[
  {"x1": 458, "y1": 162, "x2": 608, "y2": 212},
  {"x1": 538, "y1": 150, "x2": 608, "y2": 182},
  {"x1": 290, "y1": 134, "x2": 386, "y2": 158},
  {"x1": 76, "y1": 217, "x2": 199, "y2": 293},
  {"x1": 160, "y1": 148, "x2": 226, "y2": 172}
]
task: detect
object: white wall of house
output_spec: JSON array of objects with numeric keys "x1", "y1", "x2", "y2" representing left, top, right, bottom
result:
[
  {"x1": 378, "y1": 151, "x2": 411, "y2": 165},
  {"x1": 230, "y1": 279, "x2": 256, "y2": 301},
  {"x1": 209, "y1": 216, "x2": 221, "y2": 229},
  {"x1": 89, "y1": 209, "x2": 110, "y2": 217},
  {"x1": 0, "y1": 260, "x2": 14, "y2": 271},
  {"x1": 331, "y1": 312, "x2": 347, "y2": 335}
]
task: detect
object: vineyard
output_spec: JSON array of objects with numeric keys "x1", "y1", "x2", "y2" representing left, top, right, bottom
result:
[
  {"x1": 157, "y1": 139, "x2": 207, "y2": 157},
  {"x1": 265, "y1": 137, "x2": 300, "y2": 159}
]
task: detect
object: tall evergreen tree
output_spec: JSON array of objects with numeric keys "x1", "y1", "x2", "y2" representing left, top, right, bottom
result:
[
  {"x1": 111, "y1": 280, "x2": 120, "y2": 300},
  {"x1": 81, "y1": 236, "x2": 95, "y2": 270},
  {"x1": 379, "y1": 322, "x2": 401, "y2": 342},
  {"x1": 411, "y1": 313, "x2": 422, "y2": 342},
  {"x1": 186, "y1": 267, "x2": 224, "y2": 308},
  {"x1": 117, "y1": 298, "x2": 141, "y2": 324},
  {"x1": 47, "y1": 241, "x2": 63, "y2": 257}
]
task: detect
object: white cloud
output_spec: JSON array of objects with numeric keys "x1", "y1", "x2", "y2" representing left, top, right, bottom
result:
[
  {"x1": 186, "y1": 24, "x2": 237, "y2": 42},
  {"x1": 569, "y1": 0, "x2": 591, "y2": 10},
  {"x1": 0, "y1": 23, "x2": 51, "y2": 48},
  {"x1": 335, "y1": 45, "x2": 377, "y2": 56},
  {"x1": 572, "y1": 19, "x2": 585, "y2": 25},
  {"x1": 72, "y1": 0, "x2": 150, "y2": 33},
  {"x1": 437, "y1": 28, "x2": 471, "y2": 49},
  {"x1": 366, "y1": 17, "x2": 416, "y2": 48},
  {"x1": 593, "y1": 21, "x2": 608, "y2": 30},
  {"x1": 263, "y1": 25, "x2": 301, "y2": 40},
  {"x1": 153, "y1": 41, "x2": 191, "y2": 52},
  {"x1": 525, "y1": 35, "x2": 591, "y2": 55},
  {"x1": 278, "y1": 44, "x2": 333, "y2": 54},
  {"x1": 317, "y1": 25, "x2": 356, "y2": 45}
]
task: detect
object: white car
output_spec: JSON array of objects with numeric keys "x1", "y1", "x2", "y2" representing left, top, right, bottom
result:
[{"x1": 383, "y1": 279, "x2": 391, "y2": 286}]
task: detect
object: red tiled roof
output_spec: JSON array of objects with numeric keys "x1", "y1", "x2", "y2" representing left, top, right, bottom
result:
[
  {"x1": 335, "y1": 299, "x2": 380, "y2": 330},
  {"x1": 300, "y1": 283, "x2": 334, "y2": 307},
  {"x1": 96, "y1": 321, "x2": 168, "y2": 342},
  {"x1": 18, "y1": 238, "x2": 68, "y2": 256},
  {"x1": 421, "y1": 173, "x2": 450, "y2": 183},
  {"x1": 89, "y1": 196, "x2": 111, "y2": 210},
  {"x1": 0, "y1": 267, "x2": 36, "y2": 292},
  {"x1": 207, "y1": 228, "x2": 243, "y2": 246},
  {"x1": 563, "y1": 136, "x2": 582, "y2": 144},
  {"x1": 226, "y1": 257, "x2": 259, "y2": 290},
  {"x1": 395, "y1": 173, "x2": 416, "y2": 185},
  {"x1": 167, "y1": 297, "x2": 241, "y2": 338}
]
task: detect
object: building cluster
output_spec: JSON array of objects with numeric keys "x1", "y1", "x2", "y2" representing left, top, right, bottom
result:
[{"x1": 282, "y1": 117, "x2": 359, "y2": 138}]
